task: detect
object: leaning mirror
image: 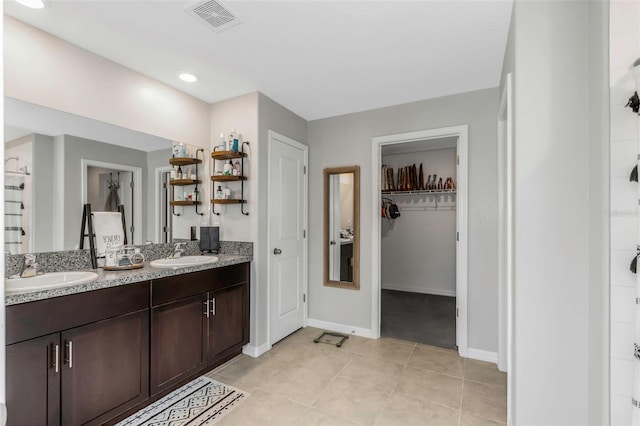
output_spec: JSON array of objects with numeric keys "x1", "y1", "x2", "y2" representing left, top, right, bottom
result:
[{"x1": 324, "y1": 166, "x2": 360, "y2": 289}]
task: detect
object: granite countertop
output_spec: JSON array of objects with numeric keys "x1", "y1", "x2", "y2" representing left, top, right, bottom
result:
[{"x1": 5, "y1": 254, "x2": 252, "y2": 306}]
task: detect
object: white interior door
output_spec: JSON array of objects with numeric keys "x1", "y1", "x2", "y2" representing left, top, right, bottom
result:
[{"x1": 269, "y1": 132, "x2": 307, "y2": 345}]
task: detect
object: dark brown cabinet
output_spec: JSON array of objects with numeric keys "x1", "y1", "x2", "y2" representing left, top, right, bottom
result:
[
  {"x1": 150, "y1": 263, "x2": 250, "y2": 396},
  {"x1": 6, "y1": 282, "x2": 150, "y2": 426},
  {"x1": 209, "y1": 282, "x2": 249, "y2": 363},
  {"x1": 6, "y1": 262, "x2": 250, "y2": 426},
  {"x1": 6, "y1": 333, "x2": 60, "y2": 426},
  {"x1": 150, "y1": 294, "x2": 208, "y2": 395}
]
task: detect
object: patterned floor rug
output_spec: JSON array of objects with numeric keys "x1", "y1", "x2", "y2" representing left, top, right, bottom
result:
[{"x1": 116, "y1": 376, "x2": 248, "y2": 426}]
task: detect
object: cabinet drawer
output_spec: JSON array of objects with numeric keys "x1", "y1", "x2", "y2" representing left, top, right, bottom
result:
[
  {"x1": 6, "y1": 281, "x2": 150, "y2": 345},
  {"x1": 152, "y1": 263, "x2": 249, "y2": 306}
]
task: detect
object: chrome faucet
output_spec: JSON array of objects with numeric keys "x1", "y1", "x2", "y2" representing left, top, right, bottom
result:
[
  {"x1": 168, "y1": 242, "x2": 186, "y2": 259},
  {"x1": 19, "y1": 254, "x2": 41, "y2": 278}
]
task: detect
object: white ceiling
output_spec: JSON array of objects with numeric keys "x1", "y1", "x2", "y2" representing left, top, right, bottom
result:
[{"x1": 4, "y1": 0, "x2": 513, "y2": 121}]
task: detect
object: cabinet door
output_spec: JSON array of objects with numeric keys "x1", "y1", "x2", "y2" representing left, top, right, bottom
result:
[
  {"x1": 6, "y1": 333, "x2": 61, "y2": 426},
  {"x1": 60, "y1": 310, "x2": 149, "y2": 426},
  {"x1": 150, "y1": 294, "x2": 208, "y2": 396},
  {"x1": 209, "y1": 282, "x2": 249, "y2": 363}
]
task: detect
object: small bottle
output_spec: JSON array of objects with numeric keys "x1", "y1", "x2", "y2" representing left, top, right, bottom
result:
[
  {"x1": 232, "y1": 130, "x2": 239, "y2": 151},
  {"x1": 223, "y1": 160, "x2": 233, "y2": 175},
  {"x1": 215, "y1": 185, "x2": 224, "y2": 199},
  {"x1": 228, "y1": 129, "x2": 235, "y2": 151},
  {"x1": 234, "y1": 160, "x2": 241, "y2": 175},
  {"x1": 218, "y1": 133, "x2": 226, "y2": 151},
  {"x1": 176, "y1": 166, "x2": 183, "y2": 179}
]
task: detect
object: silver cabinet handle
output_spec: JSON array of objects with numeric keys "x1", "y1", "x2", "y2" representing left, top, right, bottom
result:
[
  {"x1": 210, "y1": 298, "x2": 216, "y2": 316},
  {"x1": 204, "y1": 299, "x2": 210, "y2": 318},
  {"x1": 54, "y1": 344, "x2": 59, "y2": 373},
  {"x1": 65, "y1": 341, "x2": 73, "y2": 369},
  {"x1": 273, "y1": 248, "x2": 282, "y2": 255}
]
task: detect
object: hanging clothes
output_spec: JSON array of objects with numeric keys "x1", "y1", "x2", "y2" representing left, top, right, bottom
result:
[{"x1": 104, "y1": 172, "x2": 121, "y2": 212}]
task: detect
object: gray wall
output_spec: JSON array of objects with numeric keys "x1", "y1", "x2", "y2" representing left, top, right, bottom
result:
[
  {"x1": 505, "y1": 1, "x2": 609, "y2": 423},
  {"x1": 31, "y1": 134, "x2": 55, "y2": 252},
  {"x1": 307, "y1": 88, "x2": 499, "y2": 352},
  {"x1": 61, "y1": 135, "x2": 149, "y2": 250}
]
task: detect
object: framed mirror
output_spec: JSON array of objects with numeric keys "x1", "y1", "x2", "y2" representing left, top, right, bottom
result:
[{"x1": 324, "y1": 166, "x2": 360, "y2": 289}]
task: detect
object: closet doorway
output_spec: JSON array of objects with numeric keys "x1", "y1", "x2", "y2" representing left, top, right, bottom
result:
[{"x1": 372, "y1": 125, "x2": 468, "y2": 356}]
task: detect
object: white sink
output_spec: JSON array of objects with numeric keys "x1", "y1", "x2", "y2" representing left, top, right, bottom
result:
[
  {"x1": 5, "y1": 271, "x2": 99, "y2": 295},
  {"x1": 149, "y1": 255, "x2": 219, "y2": 269}
]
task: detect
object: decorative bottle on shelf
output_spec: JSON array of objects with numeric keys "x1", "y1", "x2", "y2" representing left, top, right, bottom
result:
[
  {"x1": 215, "y1": 186, "x2": 224, "y2": 200},
  {"x1": 218, "y1": 133, "x2": 226, "y2": 151},
  {"x1": 234, "y1": 160, "x2": 241, "y2": 176},
  {"x1": 223, "y1": 160, "x2": 233, "y2": 175},
  {"x1": 232, "y1": 131, "x2": 239, "y2": 151},
  {"x1": 228, "y1": 129, "x2": 235, "y2": 151},
  {"x1": 176, "y1": 166, "x2": 183, "y2": 179}
]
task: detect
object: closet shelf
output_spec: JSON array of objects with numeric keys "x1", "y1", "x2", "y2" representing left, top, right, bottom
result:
[{"x1": 382, "y1": 190, "x2": 456, "y2": 195}]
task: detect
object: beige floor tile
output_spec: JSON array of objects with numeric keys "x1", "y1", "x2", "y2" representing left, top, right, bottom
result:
[
  {"x1": 460, "y1": 411, "x2": 506, "y2": 426},
  {"x1": 376, "y1": 393, "x2": 460, "y2": 426},
  {"x1": 395, "y1": 366, "x2": 463, "y2": 409},
  {"x1": 416, "y1": 342, "x2": 459, "y2": 354},
  {"x1": 338, "y1": 354, "x2": 404, "y2": 390},
  {"x1": 345, "y1": 339, "x2": 415, "y2": 365},
  {"x1": 299, "y1": 345, "x2": 355, "y2": 376},
  {"x1": 313, "y1": 377, "x2": 390, "y2": 425},
  {"x1": 257, "y1": 363, "x2": 334, "y2": 405},
  {"x1": 407, "y1": 345, "x2": 464, "y2": 377},
  {"x1": 461, "y1": 381, "x2": 507, "y2": 424},
  {"x1": 214, "y1": 353, "x2": 290, "y2": 392},
  {"x1": 464, "y1": 359, "x2": 507, "y2": 386},
  {"x1": 304, "y1": 408, "x2": 361, "y2": 426},
  {"x1": 214, "y1": 389, "x2": 310, "y2": 426},
  {"x1": 379, "y1": 335, "x2": 418, "y2": 347}
]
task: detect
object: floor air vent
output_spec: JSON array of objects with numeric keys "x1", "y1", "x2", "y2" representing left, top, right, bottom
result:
[{"x1": 186, "y1": 0, "x2": 242, "y2": 33}]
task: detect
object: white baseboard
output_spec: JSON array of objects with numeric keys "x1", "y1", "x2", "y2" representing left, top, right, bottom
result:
[
  {"x1": 466, "y1": 347, "x2": 498, "y2": 364},
  {"x1": 242, "y1": 342, "x2": 270, "y2": 358},
  {"x1": 381, "y1": 284, "x2": 456, "y2": 297},
  {"x1": 307, "y1": 318, "x2": 375, "y2": 339}
]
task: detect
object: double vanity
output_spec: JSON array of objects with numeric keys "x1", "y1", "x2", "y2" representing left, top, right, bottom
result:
[{"x1": 5, "y1": 242, "x2": 251, "y2": 426}]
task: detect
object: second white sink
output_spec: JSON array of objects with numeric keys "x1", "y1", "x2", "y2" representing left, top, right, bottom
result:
[
  {"x1": 5, "y1": 271, "x2": 99, "y2": 295},
  {"x1": 149, "y1": 255, "x2": 219, "y2": 269}
]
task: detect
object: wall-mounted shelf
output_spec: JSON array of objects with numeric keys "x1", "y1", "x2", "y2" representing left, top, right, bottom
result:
[
  {"x1": 169, "y1": 149, "x2": 205, "y2": 216},
  {"x1": 170, "y1": 179, "x2": 202, "y2": 186},
  {"x1": 211, "y1": 150, "x2": 247, "y2": 160},
  {"x1": 211, "y1": 142, "x2": 249, "y2": 216},
  {"x1": 169, "y1": 157, "x2": 203, "y2": 166},
  {"x1": 170, "y1": 201, "x2": 202, "y2": 206},
  {"x1": 211, "y1": 175, "x2": 247, "y2": 182},
  {"x1": 211, "y1": 199, "x2": 247, "y2": 205}
]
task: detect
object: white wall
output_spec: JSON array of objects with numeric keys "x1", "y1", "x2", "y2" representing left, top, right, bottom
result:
[
  {"x1": 505, "y1": 1, "x2": 610, "y2": 424},
  {"x1": 381, "y1": 148, "x2": 456, "y2": 296},
  {"x1": 4, "y1": 16, "x2": 210, "y2": 150},
  {"x1": 609, "y1": 1, "x2": 637, "y2": 424},
  {"x1": 308, "y1": 88, "x2": 499, "y2": 352}
]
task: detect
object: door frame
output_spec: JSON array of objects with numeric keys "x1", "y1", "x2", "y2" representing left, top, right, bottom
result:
[
  {"x1": 266, "y1": 130, "x2": 309, "y2": 347},
  {"x1": 155, "y1": 166, "x2": 172, "y2": 243},
  {"x1": 371, "y1": 125, "x2": 469, "y2": 356},
  {"x1": 80, "y1": 159, "x2": 143, "y2": 245},
  {"x1": 497, "y1": 73, "x2": 514, "y2": 420}
]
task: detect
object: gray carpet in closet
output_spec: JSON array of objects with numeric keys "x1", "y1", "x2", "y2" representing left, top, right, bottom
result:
[{"x1": 381, "y1": 289, "x2": 456, "y2": 349}]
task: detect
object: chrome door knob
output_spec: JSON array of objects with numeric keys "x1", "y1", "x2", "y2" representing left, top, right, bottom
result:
[{"x1": 273, "y1": 248, "x2": 282, "y2": 255}]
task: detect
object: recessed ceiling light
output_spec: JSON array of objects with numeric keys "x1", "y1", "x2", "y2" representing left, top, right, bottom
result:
[
  {"x1": 15, "y1": 0, "x2": 45, "y2": 9},
  {"x1": 179, "y1": 73, "x2": 197, "y2": 83}
]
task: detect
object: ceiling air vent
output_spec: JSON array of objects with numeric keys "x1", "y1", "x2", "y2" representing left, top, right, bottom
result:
[{"x1": 186, "y1": 0, "x2": 242, "y2": 33}]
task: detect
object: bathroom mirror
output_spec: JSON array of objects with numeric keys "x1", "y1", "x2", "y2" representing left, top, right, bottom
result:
[
  {"x1": 324, "y1": 166, "x2": 360, "y2": 290},
  {"x1": 4, "y1": 97, "x2": 206, "y2": 254}
]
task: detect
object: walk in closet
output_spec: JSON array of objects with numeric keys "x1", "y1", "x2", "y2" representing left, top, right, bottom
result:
[{"x1": 380, "y1": 138, "x2": 457, "y2": 349}]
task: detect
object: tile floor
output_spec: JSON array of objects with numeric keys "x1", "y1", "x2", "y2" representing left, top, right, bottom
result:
[{"x1": 207, "y1": 327, "x2": 507, "y2": 426}]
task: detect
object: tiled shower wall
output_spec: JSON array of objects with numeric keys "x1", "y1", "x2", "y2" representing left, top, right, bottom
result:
[{"x1": 610, "y1": 2, "x2": 640, "y2": 424}]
